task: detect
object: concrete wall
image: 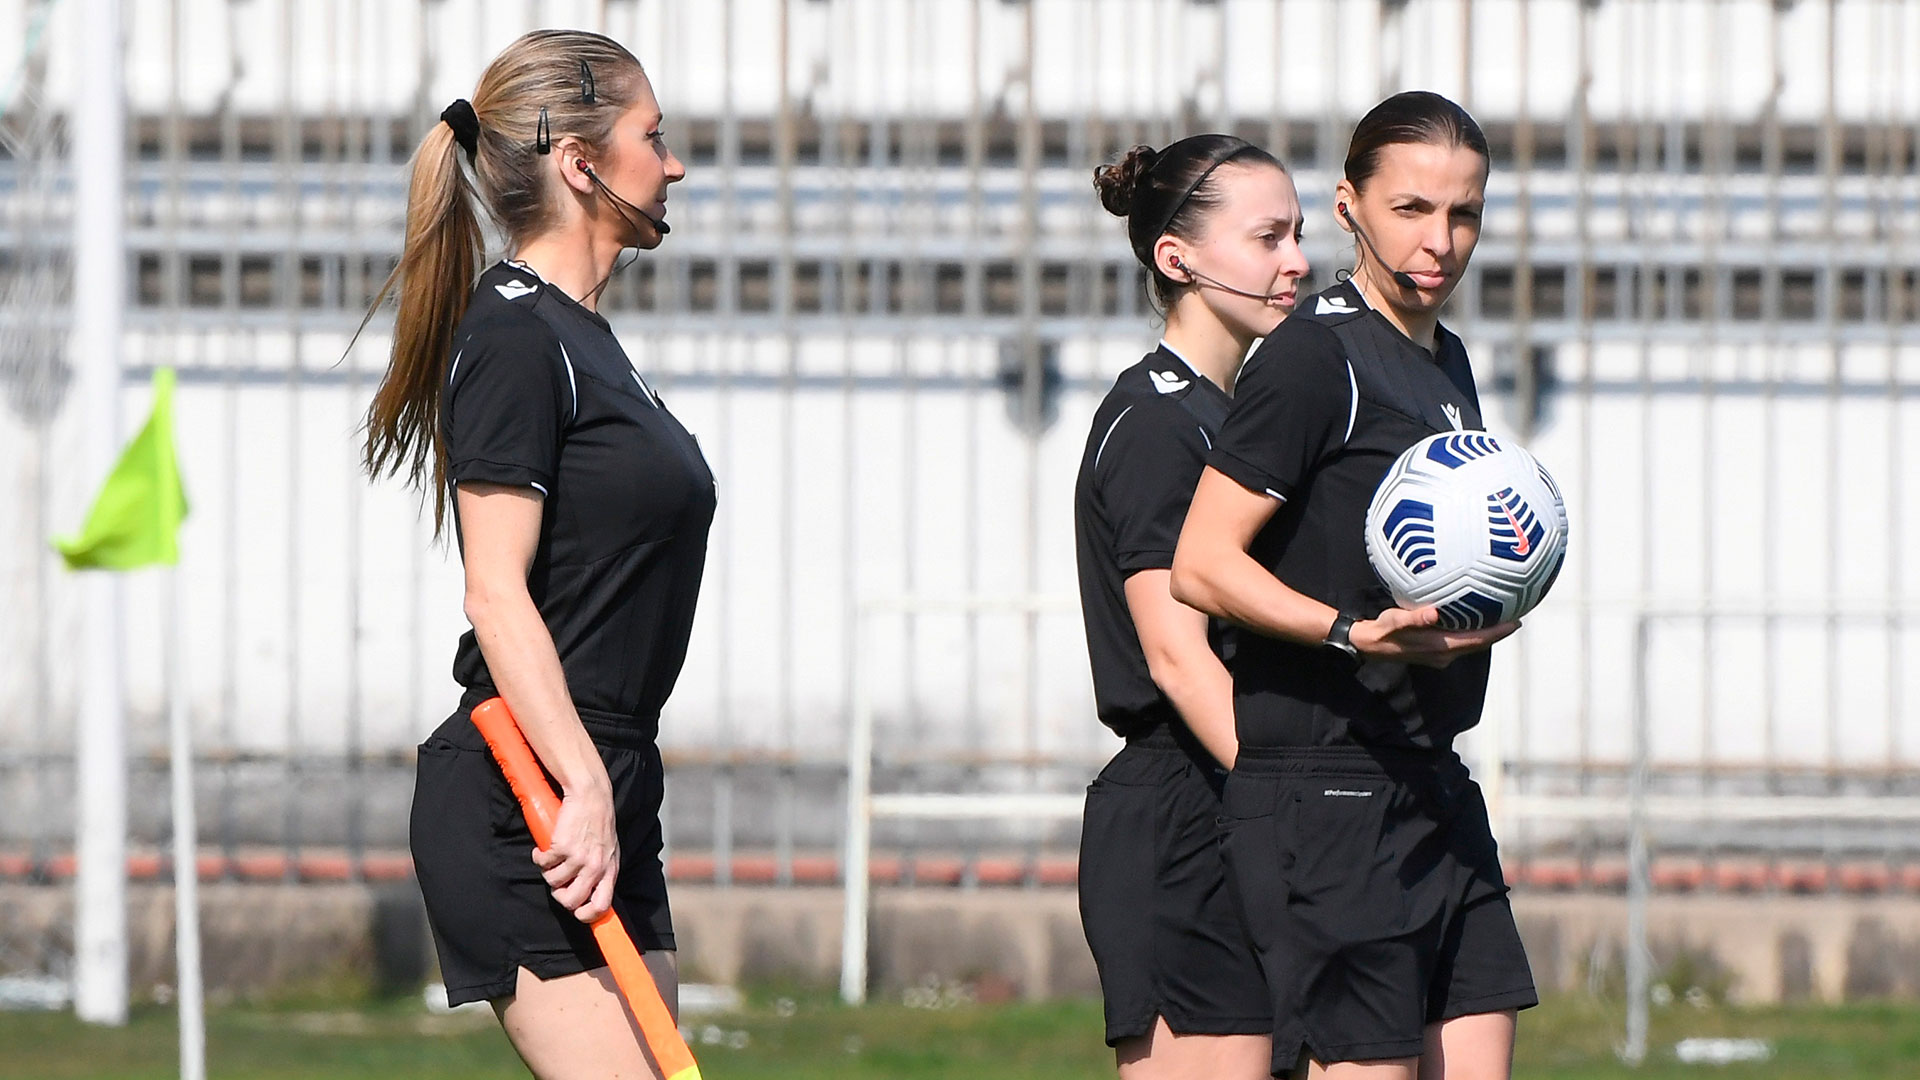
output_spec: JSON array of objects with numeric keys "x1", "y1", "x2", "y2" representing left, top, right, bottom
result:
[{"x1": 11, "y1": 883, "x2": 1920, "y2": 1006}]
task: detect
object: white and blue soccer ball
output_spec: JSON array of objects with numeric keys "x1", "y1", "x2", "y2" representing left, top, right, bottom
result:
[{"x1": 1364, "y1": 432, "x2": 1568, "y2": 630}]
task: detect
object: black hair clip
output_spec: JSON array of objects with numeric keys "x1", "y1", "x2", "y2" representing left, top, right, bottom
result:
[
  {"x1": 535, "y1": 106, "x2": 551, "y2": 154},
  {"x1": 579, "y1": 59, "x2": 596, "y2": 105}
]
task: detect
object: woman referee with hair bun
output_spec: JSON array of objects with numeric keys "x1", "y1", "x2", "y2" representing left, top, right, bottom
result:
[
  {"x1": 361, "y1": 30, "x2": 706, "y2": 1077},
  {"x1": 1075, "y1": 134, "x2": 1308, "y2": 1079}
]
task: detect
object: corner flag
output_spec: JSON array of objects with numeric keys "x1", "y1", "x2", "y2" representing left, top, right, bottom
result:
[{"x1": 53, "y1": 367, "x2": 188, "y2": 570}]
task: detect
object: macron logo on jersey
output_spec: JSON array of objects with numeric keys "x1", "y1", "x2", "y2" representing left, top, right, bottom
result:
[
  {"x1": 494, "y1": 280, "x2": 539, "y2": 301},
  {"x1": 1149, "y1": 369, "x2": 1190, "y2": 395},
  {"x1": 1315, "y1": 294, "x2": 1357, "y2": 316}
]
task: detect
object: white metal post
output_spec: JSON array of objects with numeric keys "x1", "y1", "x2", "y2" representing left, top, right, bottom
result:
[
  {"x1": 166, "y1": 570, "x2": 206, "y2": 1080},
  {"x1": 839, "y1": 611, "x2": 873, "y2": 1004},
  {"x1": 71, "y1": 0, "x2": 129, "y2": 1028},
  {"x1": 837, "y1": 594, "x2": 1083, "y2": 1005},
  {"x1": 1622, "y1": 615, "x2": 1652, "y2": 1066}
]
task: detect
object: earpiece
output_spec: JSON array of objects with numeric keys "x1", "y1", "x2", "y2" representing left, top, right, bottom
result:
[
  {"x1": 1162, "y1": 253, "x2": 1293, "y2": 304},
  {"x1": 573, "y1": 158, "x2": 672, "y2": 238}
]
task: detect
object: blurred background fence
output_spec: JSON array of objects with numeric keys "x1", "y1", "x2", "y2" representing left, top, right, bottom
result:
[{"x1": 1, "y1": 0, "x2": 1917, "y2": 909}]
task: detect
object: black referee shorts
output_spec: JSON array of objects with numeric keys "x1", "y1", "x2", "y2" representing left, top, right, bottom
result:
[
  {"x1": 411, "y1": 707, "x2": 675, "y2": 1007},
  {"x1": 1079, "y1": 726, "x2": 1271, "y2": 1047},
  {"x1": 1219, "y1": 745, "x2": 1536, "y2": 1069}
]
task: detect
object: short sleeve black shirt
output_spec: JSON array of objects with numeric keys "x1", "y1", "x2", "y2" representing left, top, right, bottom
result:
[
  {"x1": 1207, "y1": 279, "x2": 1490, "y2": 751},
  {"x1": 442, "y1": 262, "x2": 717, "y2": 737},
  {"x1": 1075, "y1": 346, "x2": 1231, "y2": 738}
]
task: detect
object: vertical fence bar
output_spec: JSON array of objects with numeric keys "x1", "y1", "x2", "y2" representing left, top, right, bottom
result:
[
  {"x1": 279, "y1": 0, "x2": 304, "y2": 881},
  {"x1": 1818, "y1": 1, "x2": 1842, "y2": 837},
  {"x1": 961, "y1": 0, "x2": 986, "y2": 888},
  {"x1": 840, "y1": 608, "x2": 873, "y2": 1004},
  {"x1": 1622, "y1": 614, "x2": 1652, "y2": 1065},
  {"x1": 1483, "y1": 0, "x2": 1531, "y2": 838},
  {"x1": 1884, "y1": 3, "x2": 1910, "y2": 846},
  {"x1": 217, "y1": 0, "x2": 243, "y2": 876},
  {"x1": 1017, "y1": 0, "x2": 1042, "y2": 889},
  {"x1": 1698, "y1": 0, "x2": 1724, "y2": 883},
  {"x1": 1758, "y1": 0, "x2": 1784, "y2": 838},
  {"x1": 1632, "y1": 0, "x2": 1658, "y2": 835},
  {"x1": 1572, "y1": 0, "x2": 1597, "y2": 880},
  {"x1": 774, "y1": 0, "x2": 798, "y2": 888},
  {"x1": 712, "y1": 0, "x2": 738, "y2": 890},
  {"x1": 350, "y1": 0, "x2": 376, "y2": 881}
]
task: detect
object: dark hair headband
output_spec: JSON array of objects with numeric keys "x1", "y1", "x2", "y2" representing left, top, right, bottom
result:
[
  {"x1": 1144, "y1": 147, "x2": 1238, "y2": 241},
  {"x1": 440, "y1": 99, "x2": 479, "y2": 162}
]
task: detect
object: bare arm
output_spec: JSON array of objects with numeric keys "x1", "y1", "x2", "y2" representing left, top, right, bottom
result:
[
  {"x1": 1124, "y1": 570, "x2": 1236, "y2": 769},
  {"x1": 458, "y1": 481, "x2": 617, "y2": 922},
  {"x1": 1171, "y1": 467, "x2": 1516, "y2": 665}
]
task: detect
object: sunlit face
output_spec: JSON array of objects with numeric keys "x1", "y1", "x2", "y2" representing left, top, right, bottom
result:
[
  {"x1": 588, "y1": 75, "x2": 686, "y2": 249},
  {"x1": 1163, "y1": 162, "x2": 1311, "y2": 338},
  {"x1": 1337, "y1": 140, "x2": 1488, "y2": 314}
]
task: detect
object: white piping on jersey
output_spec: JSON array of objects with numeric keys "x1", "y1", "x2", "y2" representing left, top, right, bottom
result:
[
  {"x1": 1265, "y1": 489, "x2": 1287, "y2": 504},
  {"x1": 447, "y1": 347, "x2": 464, "y2": 386},
  {"x1": 555, "y1": 341, "x2": 579, "y2": 421},
  {"x1": 1344, "y1": 359, "x2": 1359, "y2": 443},
  {"x1": 1196, "y1": 425, "x2": 1212, "y2": 450},
  {"x1": 629, "y1": 367, "x2": 661, "y2": 407},
  {"x1": 1093, "y1": 404, "x2": 1134, "y2": 469},
  {"x1": 528, "y1": 481, "x2": 549, "y2": 497}
]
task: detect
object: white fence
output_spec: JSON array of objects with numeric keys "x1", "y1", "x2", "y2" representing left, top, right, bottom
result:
[{"x1": 0, "y1": 0, "x2": 1915, "y2": 898}]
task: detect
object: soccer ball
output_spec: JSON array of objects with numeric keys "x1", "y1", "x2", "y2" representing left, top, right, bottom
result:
[{"x1": 1363, "y1": 431, "x2": 1568, "y2": 630}]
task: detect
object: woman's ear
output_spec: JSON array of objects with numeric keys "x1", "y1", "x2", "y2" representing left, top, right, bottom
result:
[
  {"x1": 1152, "y1": 234, "x2": 1191, "y2": 284},
  {"x1": 554, "y1": 138, "x2": 596, "y2": 196},
  {"x1": 1333, "y1": 179, "x2": 1358, "y2": 232}
]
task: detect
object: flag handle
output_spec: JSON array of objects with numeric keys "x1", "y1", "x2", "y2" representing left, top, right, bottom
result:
[{"x1": 470, "y1": 698, "x2": 702, "y2": 1080}]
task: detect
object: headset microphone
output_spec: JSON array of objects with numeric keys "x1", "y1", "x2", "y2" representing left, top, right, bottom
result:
[
  {"x1": 1169, "y1": 257, "x2": 1292, "y2": 304},
  {"x1": 578, "y1": 160, "x2": 671, "y2": 236},
  {"x1": 1338, "y1": 203, "x2": 1418, "y2": 291}
]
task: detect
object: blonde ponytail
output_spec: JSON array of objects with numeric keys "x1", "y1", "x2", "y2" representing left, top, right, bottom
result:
[{"x1": 361, "y1": 120, "x2": 483, "y2": 534}]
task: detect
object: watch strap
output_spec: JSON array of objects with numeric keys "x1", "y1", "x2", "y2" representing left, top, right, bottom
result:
[{"x1": 1322, "y1": 612, "x2": 1359, "y2": 658}]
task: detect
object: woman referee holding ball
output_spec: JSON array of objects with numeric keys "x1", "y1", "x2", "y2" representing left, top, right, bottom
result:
[
  {"x1": 362, "y1": 30, "x2": 709, "y2": 1078},
  {"x1": 1075, "y1": 134, "x2": 1308, "y2": 1079},
  {"x1": 1172, "y1": 92, "x2": 1537, "y2": 1079}
]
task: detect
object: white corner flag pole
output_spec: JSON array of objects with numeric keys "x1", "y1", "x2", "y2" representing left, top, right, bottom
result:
[
  {"x1": 72, "y1": 0, "x2": 130, "y2": 1027},
  {"x1": 165, "y1": 569, "x2": 206, "y2": 1080}
]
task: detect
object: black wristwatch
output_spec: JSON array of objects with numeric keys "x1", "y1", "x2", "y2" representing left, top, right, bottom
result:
[{"x1": 1322, "y1": 612, "x2": 1360, "y2": 660}]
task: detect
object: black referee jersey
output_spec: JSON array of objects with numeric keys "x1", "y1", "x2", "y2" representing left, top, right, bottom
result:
[
  {"x1": 1075, "y1": 344, "x2": 1231, "y2": 739},
  {"x1": 1207, "y1": 278, "x2": 1489, "y2": 751},
  {"x1": 442, "y1": 261, "x2": 717, "y2": 737}
]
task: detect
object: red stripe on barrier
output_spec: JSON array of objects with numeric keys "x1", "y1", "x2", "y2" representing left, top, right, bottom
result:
[{"x1": 13, "y1": 850, "x2": 1920, "y2": 895}]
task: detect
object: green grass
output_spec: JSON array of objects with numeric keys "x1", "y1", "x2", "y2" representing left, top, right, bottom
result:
[{"x1": 8, "y1": 989, "x2": 1920, "y2": 1078}]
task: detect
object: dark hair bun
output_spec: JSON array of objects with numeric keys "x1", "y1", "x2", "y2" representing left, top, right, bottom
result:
[{"x1": 1093, "y1": 144, "x2": 1159, "y2": 218}]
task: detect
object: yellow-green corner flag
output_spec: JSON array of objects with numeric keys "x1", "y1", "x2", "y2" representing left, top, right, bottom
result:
[{"x1": 53, "y1": 367, "x2": 188, "y2": 570}]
